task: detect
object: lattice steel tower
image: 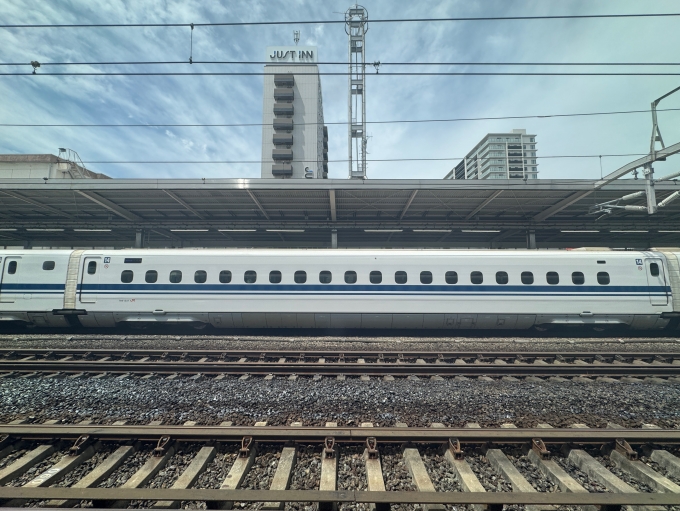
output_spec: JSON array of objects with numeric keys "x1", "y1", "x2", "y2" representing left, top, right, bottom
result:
[{"x1": 345, "y1": 5, "x2": 368, "y2": 179}]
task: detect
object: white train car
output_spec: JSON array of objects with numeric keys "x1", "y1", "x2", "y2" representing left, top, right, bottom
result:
[
  {"x1": 1, "y1": 248, "x2": 674, "y2": 330},
  {"x1": 0, "y1": 250, "x2": 73, "y2": 327}
]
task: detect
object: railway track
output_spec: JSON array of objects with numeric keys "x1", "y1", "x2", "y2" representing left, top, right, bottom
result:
[
  {"x1": 0, "y1": 422, "x2": 679, "y2": 509},
  {"x1": 1, "y1": 348, "x2": 680, "y2": 380}
]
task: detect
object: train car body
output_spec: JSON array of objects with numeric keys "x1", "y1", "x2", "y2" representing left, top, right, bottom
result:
[
  {"x1": 0, "y1": 250, "x2": 73, "y2": 327},
  {"x1": 1, "y1": 248, "x2": 679, "y2": 329}
]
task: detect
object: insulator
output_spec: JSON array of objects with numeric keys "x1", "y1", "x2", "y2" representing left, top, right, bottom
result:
[
  {"x1": 657, "y1": 170, "x2": 680, "y2": 181},
  {"x1": 623, "y1": 205, "x2": 648, "y2": 212},
  {"x1": 658, "y1": 190, "x2": 680, "y2": 208},
  {"x1": 621, "y1": 191, "x2": 645, "y2": 201}
]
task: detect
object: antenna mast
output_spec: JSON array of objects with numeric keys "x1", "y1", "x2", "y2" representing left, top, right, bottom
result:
[{"x1": 345, "y1": 5, "x2": 368, "y2": 179}]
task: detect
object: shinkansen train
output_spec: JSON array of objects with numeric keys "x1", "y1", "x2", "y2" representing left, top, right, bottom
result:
[{"x1": 0, "y1": 248, "x2": 678, "y2": 330}]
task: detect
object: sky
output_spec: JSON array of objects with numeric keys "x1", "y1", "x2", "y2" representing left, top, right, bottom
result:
[{"x1": 0, "y1": 0, "x2": 679, "y2": 181}]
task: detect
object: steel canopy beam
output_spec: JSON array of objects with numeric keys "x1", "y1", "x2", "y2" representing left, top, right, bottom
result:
[
  {"x1": 76, "y1": 190, "x2": 142, "y2": 222},
  {"x1": 163, "y1": 190, "x2": 205, "y2": 219},
  {"x1": 0, "y1": 190, "x2": 74, "y2": 218},
  {"x1": 246, "y1": 190, "x2": 270, "y2": 220},
  {"x1": 329, "y1": 189, "x2": 337, "y2": 222},
  {"x1": 150, "y1": 228, "x2": 182, "y2": 242},
  {"x1": 399, "y1": 190, "x2": 418, "y2": 220},
  {"x1": 535, "y1": 140, "x2": 680, "y2": 221},
  {"x1": 466, "y1": 190, "x2": 503, "y2": 220}
]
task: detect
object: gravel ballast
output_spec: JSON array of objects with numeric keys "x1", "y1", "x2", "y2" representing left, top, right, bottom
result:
[
  {"x1": 0, "y1": 333, "x2": 678, "y2": 354},
  {"x1": 0, "y1": 376, "x2": 678, "y2": 428}
]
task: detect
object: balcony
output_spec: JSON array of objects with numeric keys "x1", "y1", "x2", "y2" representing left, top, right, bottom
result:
[
  {"x1": 273, "y1": 102, "x2": 294, "y2": 116},
  {"x1": 274, "y1": 87, "x2": 294, "y2": 100},
  {"x1": 273, "y1": 118, "x2": 293, "y2": 131},
  {"x1": 272, "y1": 148, "x2": 293, "y2": 161},
  {"x1": 274, "y1": 74, "x2": 294, "y2": 87},
  {"x1": 272, "y1": 164, "x2": 293, "y2": 177},
  {"x1": 273, "y1": 133, "x2": 293, "y2": 145}
]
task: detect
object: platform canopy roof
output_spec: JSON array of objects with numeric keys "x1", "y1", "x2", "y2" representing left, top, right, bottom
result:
[{"x1": 0, "y1": 178, "x2": 679, "y2": 249}]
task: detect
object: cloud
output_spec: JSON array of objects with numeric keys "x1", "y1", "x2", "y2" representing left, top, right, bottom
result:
[{"x1": 0, "y1": 0, "x2": 678, "y2": 180}]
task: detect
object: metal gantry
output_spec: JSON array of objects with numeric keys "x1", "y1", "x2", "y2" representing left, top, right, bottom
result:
[
  {"x1": 588, "y1": 85, "x2": 680, "y2": 218},
  {"x1": 345, "y1": 5, "x2": 368, "y2": 179}
]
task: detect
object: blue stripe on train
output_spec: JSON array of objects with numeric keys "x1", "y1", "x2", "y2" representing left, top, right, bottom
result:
[
  {"x1": 0, "y1": 284, "x2": 65, "y2": 290},
  {"x1": 77, "y1": 283, "x2": 670, "y2": 294},
  {"x1": 0, "y1": 283, "x2": 671, "y2": 296}
]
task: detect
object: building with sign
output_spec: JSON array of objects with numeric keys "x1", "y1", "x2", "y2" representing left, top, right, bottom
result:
[
  {"x1": 444, "y1": 129, "x2": 538, "y2": 180},
  {"x1": 0, "y1": 153, "x2": 108, "y2": 179},
  {"x1": 261, "y1": 46, "x2": 329, "y2": 179}
]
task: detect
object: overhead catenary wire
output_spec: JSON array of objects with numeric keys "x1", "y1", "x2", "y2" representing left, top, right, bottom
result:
[
  {"x1": 2, "y1": 60, "x2": 680, "y2": 66},
  {"x1": 1, "y1": 12, "x2": 679, "y2": 28},
  {"x1": 2, "y1": 71, "x2": 680, "y2": 76},
  {"x1": 2, "y1": 107, "x2": 679, "y2": 128},
  {"x1": 77, "y1": 153, "x2": 652, "y2": 165}
]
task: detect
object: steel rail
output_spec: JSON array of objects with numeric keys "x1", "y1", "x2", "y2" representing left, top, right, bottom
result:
[
  {"x1": 1, "y1": 425, "x2": 680, "y2": 507},
  {"x1": 0, "y1": 488, "x2": 678, "y2": 506},
  {"x1": 2, "y1": 348, "x2": 678, "y2": 358},
  {"x1": 1, "y1": 359, "x2": 679, "y2": 377},
  {"x1": 1, "y1": 425, "x2": 679, "y2": 444}
]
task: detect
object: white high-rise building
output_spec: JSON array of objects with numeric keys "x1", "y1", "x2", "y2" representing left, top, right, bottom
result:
[
  {"x1": 444, "y1": 129, "x2": 538, "y2": 180},
  {"x1": 261, "y1": 46, "x2": 328, "y2": 179}
]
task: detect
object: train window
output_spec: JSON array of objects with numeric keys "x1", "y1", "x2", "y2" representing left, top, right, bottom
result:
[
  {"x1": 650, "y1": 263, "x2": 660, "y2": 277},
  {"x1": 219, "y1": 270, "x2": 232, "y2": 283},
  {"x1": 470, "y1": 271, "x2": 483, "y2": 284},
  {"x1": 496, "y1": 271, "x2": 509, "y2": 285},
  {"x1": 445, "y1": 271, "x2": 458, "y2": 284},
  {"x1": 546, "y1": 272, "x2": 559, "y2": 285},
  {"x1": 7, "y1": 261, "x2": 17, "y2": 274},
  {"x1": 169, "y1": 270, "x2": 183, "y2": 283},
  {"x1": 244, "y1": 271, "x2": 257, "y2": 284},
  {"x1": 370, "y1": 271, "x2": 382, "y2": 284},
  {"x1": 420, "y1": 271, "x2": 433, "y2": 284},
  {"x1": 294, "y1": 270, "x2": 307, "y2": 284},
  {"x1": 521, "y1": 271, "x2": 534, "y2": 285},
  {"x1": 319, "y1": 271, "x2": 332, "y2": 284},
  {"x1": 42, "y1": 261, "x2": 55, "y2": 271},
  {"x1": 87, "y1": 261, "x2": 96, "y2": 275},
  {"x1": 344, "y1": 271, "x2": 357, "y2": 284},
  {"x1": 597, "y1": 272, "x2": 610, "y2": 285},
  {"x1": 571, "y1": 272, "x2": 585, "y2": 285},
  {"x1": 145, "y1": 270, "x2": 158, "y2": 283},
  {"x1": 120, "y1": 270, "x2": 133, "y2": 283},
  {"x1": 395, "y1": 271, "x2": 407, "y2": 284},
  {"x1": 194, "y1": 270, "x2": 207, "y2": 284},
  {"x1": 269, "y1": 271, "x2": 282, "y2": 284}
]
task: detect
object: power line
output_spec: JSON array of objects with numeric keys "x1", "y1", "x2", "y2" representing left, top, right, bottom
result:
[
  {"x1": 2, "y1": 60, "x2": 680, "y2": 67},
  {"x1": 3, "y1": 71, "x2": 680, "y2": 76},
  {"x1": 2, "y1": 108, "x2": 678, "y2": 128},
  {"x1": 2, "y1": 13, "x2": 679, "y2": 28},
  {"x1": 79, "y1": 154, "x2": 649, "y2": 165}
]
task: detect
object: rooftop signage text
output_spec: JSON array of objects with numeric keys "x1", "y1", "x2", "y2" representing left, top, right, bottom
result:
[{"x1": 266, "y1": 46, "x2": 318, "y2": 64}]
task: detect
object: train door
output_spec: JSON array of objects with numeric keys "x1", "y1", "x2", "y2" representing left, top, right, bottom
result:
[
  {"x1": 79, "y1": 256, "x2": 101, "y2": 303},
  {"x1": 0, "y1": 256, "x2": 21, "y2": 303},
  {"x1": 645, "y1": 258, "x2": 669, "y2": 306}
]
